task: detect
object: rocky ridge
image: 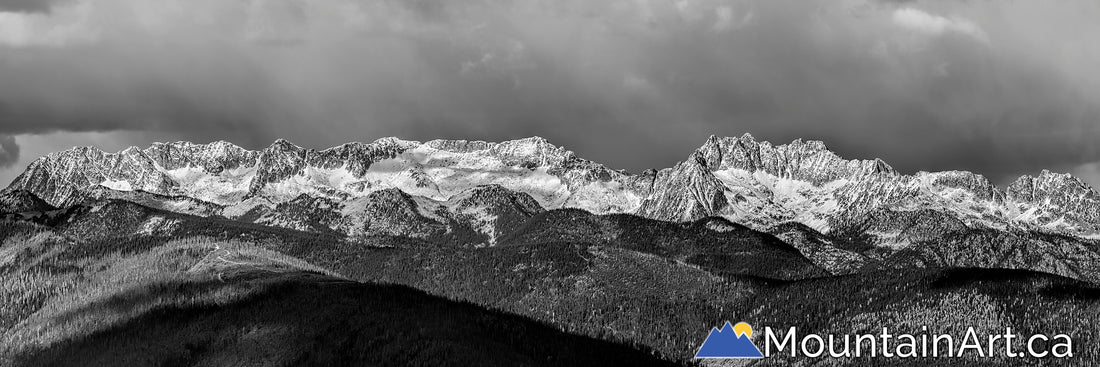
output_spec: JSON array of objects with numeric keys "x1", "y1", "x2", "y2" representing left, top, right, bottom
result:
[{"x1": 5, "y1": 134, "x2": 1100, "y2": 243}]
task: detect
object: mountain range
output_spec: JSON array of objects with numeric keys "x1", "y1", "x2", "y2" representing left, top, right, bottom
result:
[
  {"x1": 6, "y1": 134, "x2": 1099, "y2": 243},
  {"x1": 4, "y1": 135, "x2": 1100, "y2": 365}
]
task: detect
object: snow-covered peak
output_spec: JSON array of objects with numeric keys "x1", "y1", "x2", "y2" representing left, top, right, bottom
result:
[
  {"x1": 1007, "y1": 170, "x2": 1096, "y2": 201},
  {"x1": 4, "y1": 136, "x2": 627, "y2": 210},
  {"x1": 912, "y1": 170, "x2": 1003, "y2": 202},
  {"x1": 638, "y1": 135, "x2": 1100, "y2": 238},
  {"x1": 693, "y1": 134, "x2": 896, "y2": 184},
  {"x1": 6, "y1": 134, "x2": 1100, "y2": 242},
  {"x1": 370, "y1": 136, "x2": 419, "y2": 147}
]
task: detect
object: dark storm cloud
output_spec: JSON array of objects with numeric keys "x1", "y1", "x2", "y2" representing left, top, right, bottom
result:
[
  {"x1": 0, "y1": 43, "x2": 294, "y2": 147},
  {"x1": 0, "y1": 135, "x2": 17, "y2": 168},
  {"x1": 0, "y1": 0, "x2": 65, "y2": 13},
  {"x1": 1, "y1": 0, "x2": 1099, "y2": 187}
]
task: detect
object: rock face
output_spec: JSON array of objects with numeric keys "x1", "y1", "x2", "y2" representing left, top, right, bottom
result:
[
  {"x1": 5, "y1": 134, "x2": 1100, "y2": 243},
  {"x1": 636, "y1": 134, "x2": 1100, "y2": 241}
]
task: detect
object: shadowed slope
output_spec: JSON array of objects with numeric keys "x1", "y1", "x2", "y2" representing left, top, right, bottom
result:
[
  {"x1": 4, "y1": 271, "x2": 676, "y2": 367},
  {"x1": 498, "y1": 209, "x2": 829, "y2": 280}
]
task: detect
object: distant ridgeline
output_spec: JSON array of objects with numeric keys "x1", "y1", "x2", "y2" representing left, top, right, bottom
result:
[
  {"x1": 7, "y1": 135, "x2": 1100, "y2": 240},
  {"x1": 3, "y1": 135, "x2": 1100, "y2": 365}
]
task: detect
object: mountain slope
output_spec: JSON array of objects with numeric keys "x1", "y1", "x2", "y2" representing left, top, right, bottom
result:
[
  {"x1": 497, "y1": 209, "x2": 829, "y2": 280},
  {"x1": 3, "y1": 271, "x2": 675, "y2": 367},
  {"x1": 7, "y1": 196, "x2": 1100, "y2": 365},
  {"x1": 0, "y1": 190, "x2": 55, "y2": 214}
]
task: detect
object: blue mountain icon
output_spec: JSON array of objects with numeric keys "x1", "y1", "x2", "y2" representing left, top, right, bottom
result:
[{"x1": 695, "y1": 321, "x2": 764, "y2": 358}]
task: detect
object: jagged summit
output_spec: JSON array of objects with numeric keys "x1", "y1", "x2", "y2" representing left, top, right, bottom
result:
[
  {"x1": 693, "y1": 133, "x2": 897, "y2": 183},
  {"x1": 4, "y1": 134, "x2": 1100, "y2": 241},
  {"x1": 3, "y1": 136, "x2": 613, "y2": 208}
]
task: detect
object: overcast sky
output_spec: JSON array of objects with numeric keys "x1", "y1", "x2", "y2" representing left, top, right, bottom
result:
[{"x1": 1, "y1": 0, "x2": 1099, "y2": 189}]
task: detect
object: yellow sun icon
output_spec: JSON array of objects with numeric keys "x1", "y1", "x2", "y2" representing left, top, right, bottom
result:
[{"x1": 733, "y1": 322, "x2": 753, "y2": 338}]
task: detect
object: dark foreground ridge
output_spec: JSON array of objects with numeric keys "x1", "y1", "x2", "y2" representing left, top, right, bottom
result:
[{"x1": 4, "y1": 271, "x2": 674, "y2": 367}]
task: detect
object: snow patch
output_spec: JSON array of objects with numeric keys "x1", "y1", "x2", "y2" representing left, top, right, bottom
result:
[
  {"x1": 137, "y1": 216, "x2": 180, "y2": 235},
  {"x1": 164, "y1": 165, "x2": 255, "y2": 205},
  {"x1": 221, "y1": 196, "x2": 273, "y2": 218},
  {"x1": 1079, "y1": 232, "x2": 1100, "y2": 241},
  {"x1": 161, "y1": 199, "x2": 215, "y2": 216},
  {"x1": 563, "y1": 180, "x2": 642, "y2": 214},
  {"x1": 711, "y1": 168, "x2": 842, "y2": 232},
  {"x1": 100, "y1": 179, "x2": 133, "y2": 191},
  {"x1": 358, "y1": 153, "x2": 568, "y2": 207},
  {"x1": 459, "y1": 205, "x2": 499, "y2": 246},
  {"x1": 305, "y1": 165, "x2": 361, "y2": 192}
]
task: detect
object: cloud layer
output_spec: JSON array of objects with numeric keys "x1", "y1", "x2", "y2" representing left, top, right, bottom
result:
[
  {"x1": 0, "y1": 0, "x2": 67, "y2": 13},
  {"x1": 1, "y1": 0, "x2": 1099, "y2": 186}
]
